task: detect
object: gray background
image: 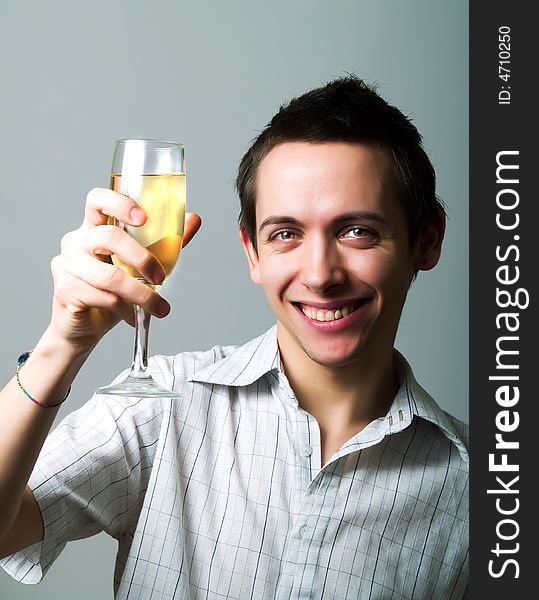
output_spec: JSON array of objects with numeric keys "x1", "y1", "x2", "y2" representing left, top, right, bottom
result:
[{"x1": 0, "y1": 0, "x2": 468, "y2": 597}]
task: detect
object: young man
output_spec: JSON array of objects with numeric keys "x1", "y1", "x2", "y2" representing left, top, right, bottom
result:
[{"x1": 0, "y1": 77, "x2": 468, "y2": 599}]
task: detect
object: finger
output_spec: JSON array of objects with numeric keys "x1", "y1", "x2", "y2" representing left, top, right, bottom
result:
[
  {"x1": 82, "y1": 188, "x2": 147, "y2": 228},
  {"x1": 60, "y1": 252, "x2": 171, "y2": 318},
  {"x1": 182, "y1": 212, "x2": 202, "y2": 247},
  {"x1": 53, "y1": 268, "x2": 136, "y2": 327},
  {"x1": 62, "y1": 226, "x2": 166, "y2": 285}
]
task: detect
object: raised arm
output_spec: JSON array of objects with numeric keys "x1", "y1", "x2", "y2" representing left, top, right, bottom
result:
[{"x1": 0, "y1": 188, "x2": 201, "y2": 556}]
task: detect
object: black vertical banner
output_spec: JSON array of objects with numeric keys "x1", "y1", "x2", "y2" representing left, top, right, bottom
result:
[{"x1": 470, "y1": 1, "x2": 536, "y2": 598}]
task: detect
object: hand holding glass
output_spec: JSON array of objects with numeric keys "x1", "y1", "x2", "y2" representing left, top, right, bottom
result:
[{"x1": 97, "y1": 139, "x2": 185, "y2": 398}]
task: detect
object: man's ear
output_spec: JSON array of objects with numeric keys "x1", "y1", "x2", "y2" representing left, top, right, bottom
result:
[
  {"x1": 415, "y1": 208, "x2": 446, "y2": 271},
  {"x1": 239, "y1": 227, "x2": 261, "y2": 284}
]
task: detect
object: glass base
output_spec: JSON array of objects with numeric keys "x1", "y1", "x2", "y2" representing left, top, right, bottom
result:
[{"x1": 96, "y1": 374, "x2": 181, "y2": 398}]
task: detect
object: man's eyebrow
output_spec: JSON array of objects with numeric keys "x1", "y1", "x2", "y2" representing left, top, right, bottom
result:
[
  {"x1": 258, "y1": 211, "x2": 389, "y2": 234},
  {"x1": 258, "y1": 216, "x2": 302, "y2": 233},
  {"x1": 333, "y1": 211, "x2": 390, "y2": 227}
]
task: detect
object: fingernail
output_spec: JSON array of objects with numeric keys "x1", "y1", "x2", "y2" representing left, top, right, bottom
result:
[
  {"x1": 157, "y1": 300, "x2": 170, "y2": 317},
  {"x1": 152, "y1": 267, "x2": 165, "y2": 284},
  {"x1": 130, "y1": 206, "x2": 146, "y2": 224}
]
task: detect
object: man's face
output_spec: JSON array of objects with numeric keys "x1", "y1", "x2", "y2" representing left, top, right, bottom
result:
[{"x1": 241, "y1": 141, "x2": 439, "y2": 369}]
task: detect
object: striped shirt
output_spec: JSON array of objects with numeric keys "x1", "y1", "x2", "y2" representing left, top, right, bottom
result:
[{"x1": 1, "y1": 326, "x2": 469, "y2": 599}]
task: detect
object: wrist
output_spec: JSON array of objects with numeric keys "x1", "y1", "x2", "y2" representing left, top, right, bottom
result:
[
  {"x1": 37, "y1": 326, "x2": 96, "y2": 365},
  {"x1": 13, "y1": 328, "x2": 91, "y2": 410},
  {"x1": 16, "y1": 350, "x2": 71, "y2": 408}
]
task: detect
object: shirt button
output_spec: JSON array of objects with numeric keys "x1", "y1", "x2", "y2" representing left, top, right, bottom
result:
[
  {"x1": 300, "y1": 443, "x2": 313, "y2": 457},
  {"x1": 300, "y1": 525, "x2": 308, "y2": 537}
]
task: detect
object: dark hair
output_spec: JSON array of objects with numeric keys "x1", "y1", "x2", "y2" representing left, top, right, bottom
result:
[{"x1": 236, "y1": 75, "x2": 445, "y2": 250}]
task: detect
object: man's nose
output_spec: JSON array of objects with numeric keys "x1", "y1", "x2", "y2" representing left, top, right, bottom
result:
[{"x1": 299, "y1": 235, "x2": 346, "y2": 293}]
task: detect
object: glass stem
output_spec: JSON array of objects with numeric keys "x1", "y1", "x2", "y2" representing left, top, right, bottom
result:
[{"x1": 130, "y1": 303, "x2": 152, "y2": 379}]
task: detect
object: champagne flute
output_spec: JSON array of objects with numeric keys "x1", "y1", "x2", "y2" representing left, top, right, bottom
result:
[{"x1": 97, "y1": 139, "x2": 186, "y2": 398}]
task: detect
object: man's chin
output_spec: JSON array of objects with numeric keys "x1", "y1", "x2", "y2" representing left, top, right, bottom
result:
[
  {"x1": 277, "y1": 321, "x2": 371, "y2": 369},
  {"x1": 301, "y1": 344, "x2": 363, "y2": 369}
]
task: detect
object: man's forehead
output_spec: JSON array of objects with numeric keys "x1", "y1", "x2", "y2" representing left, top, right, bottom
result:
[{"x1": 255, "y1": 141, "x2": 397, "y2": 219}]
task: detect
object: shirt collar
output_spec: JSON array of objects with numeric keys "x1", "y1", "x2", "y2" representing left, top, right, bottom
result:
[
  {"x1": 189, "y1": 326, "x2": 280, "y2": 386},
  {"x1": 189, "y1": 327, "x2": 468, "y2": 463},
  {"x1": 390, "y1": 351, "x2": 469, "y2": 463}
]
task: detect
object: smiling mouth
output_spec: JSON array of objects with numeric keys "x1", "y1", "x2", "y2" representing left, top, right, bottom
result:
[{"x1": 295, "y1": 301, "x2": 366, "y2": 322}]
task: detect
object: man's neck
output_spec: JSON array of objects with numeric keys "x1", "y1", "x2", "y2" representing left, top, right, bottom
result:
[{"x1": 277, "y1": 326, "x2": 399, "y2": 463}]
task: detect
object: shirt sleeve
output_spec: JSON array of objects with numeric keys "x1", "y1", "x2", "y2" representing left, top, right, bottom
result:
[{"x1": 0, "y1": 392, "x2": 164, "y2": 584}]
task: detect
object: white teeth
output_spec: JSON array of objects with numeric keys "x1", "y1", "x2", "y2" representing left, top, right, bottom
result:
[{"x1": 300, "y1": 304, "x2": 357, "y2": 322}]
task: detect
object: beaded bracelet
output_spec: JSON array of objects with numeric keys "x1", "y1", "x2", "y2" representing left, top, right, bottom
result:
[{"x1": 16, "y1": 350, "x2": 71, "y2": 408}]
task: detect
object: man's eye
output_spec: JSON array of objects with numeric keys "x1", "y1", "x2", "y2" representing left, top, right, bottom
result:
[
  {"x1": 271, "y1": 230, "x2": 296, "y2": 241},
  {"x1": 342, "y1": 226, "x2": 376, "y2": 239},
  {"x1": 340, "y1": 226, "x2": 379, "y2": 246}
]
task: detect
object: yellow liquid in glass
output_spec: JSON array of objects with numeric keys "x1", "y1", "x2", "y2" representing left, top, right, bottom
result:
[{"x1": 109, "y1": 173, "x2": 186, "y2": 281}]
